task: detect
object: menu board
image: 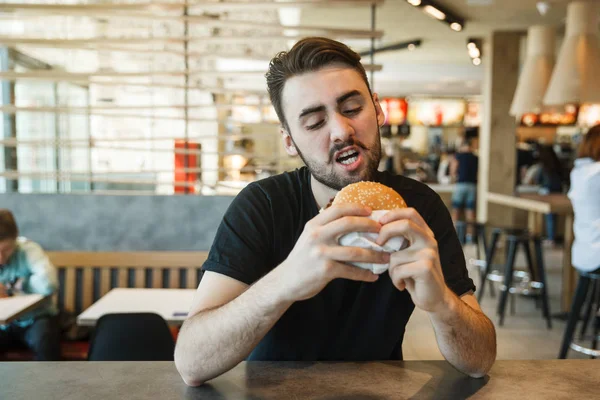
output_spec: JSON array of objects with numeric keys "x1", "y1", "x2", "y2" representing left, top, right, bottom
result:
[
  {"x1": 407, "y1": 99, "x2": 465, "y2": 127},
  {"x1": 520, "y1": 104, "x2": 578, "y2": 127},
  {"x1": 464, "y1": 101, "x2": 481, "y2": 127},
  {"x1": 379, "y1": 98, "x2": 408, "y2": 125},
  {"x1": 577, "y1": 104, "x2": 600, "y2": 127}
]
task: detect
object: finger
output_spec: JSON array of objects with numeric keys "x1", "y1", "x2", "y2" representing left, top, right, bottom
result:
[
  {"x1": 323, "y1": 245, "x2": 391, "y2": 265},
  {"x1": 312, "y1": 204, "x2": 372, "y2": 226},
  {"x1": 388, "y1": 261, "x2": 425, "y2": 286},
  {"x1": 378, "y1": 208, "x2": 434, "y2": 238},
  {"x1": 320, "y1": 216, "x2": 382, "y2": 242},
  {"x1": 376, "y1": 219, "x2": 436, "y2": 248},
  {"x1": 330, "y1": 261, "x2": 380, "y2": 283}
]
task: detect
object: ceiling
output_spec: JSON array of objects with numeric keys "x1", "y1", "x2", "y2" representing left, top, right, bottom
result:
[
  {"x1": 0, "y1": 0, "x2": 586, "y2": 100},
  {"x1": 301, "y1": 0, "x2": 575, "y2": 96}
]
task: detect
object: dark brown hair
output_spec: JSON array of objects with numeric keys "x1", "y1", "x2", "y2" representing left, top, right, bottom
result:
[
  {"x1": 265, "y1": 37, "x2": 371, "y2": 131},
  {"x1": 0, "y1": 209, "x2": 18, "y2": 241},
  {"x1": 579, "y1": 125, "x2": 600, "y2": 161}
]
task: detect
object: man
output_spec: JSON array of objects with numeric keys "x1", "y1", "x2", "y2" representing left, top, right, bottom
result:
[
  {"x1": 175, "y1": 38, "x2": 496, "y2": 386},
  {"x1": 0, "y1": 209, "x2": 61, "y2": 361},
  {"x1": 450, "y1": 137, "x2": 479, "y2": 242}
]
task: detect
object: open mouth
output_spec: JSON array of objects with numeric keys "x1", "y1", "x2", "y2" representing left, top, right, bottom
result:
[{"x1": 336, "y1": 149, "x2": 360, "y2": 165}]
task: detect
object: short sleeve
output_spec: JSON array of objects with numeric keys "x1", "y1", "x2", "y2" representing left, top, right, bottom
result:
[
  {"x1": 21, "y1": 240, "x2": 58, "y2": 296},
  {"x1": 426, "y1": 195, "x2": 476, "y2": 296},
  {"x1": 202, "y1": 183, "x2": 274, "y2": 285}
]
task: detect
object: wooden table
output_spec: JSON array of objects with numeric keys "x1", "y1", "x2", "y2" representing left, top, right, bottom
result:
[
  {"x1": 76, "y1": 288, "x2": 195, "y2": 326},
  {"x1": 0, "y1": 294, "x2": 47, "y2": 325},
  {"x1": 487, "y1": 192, "x2": 575, "y2": 312},
  {"x1": 0, "y1": 360, "x2": 598, "y2": 399}
]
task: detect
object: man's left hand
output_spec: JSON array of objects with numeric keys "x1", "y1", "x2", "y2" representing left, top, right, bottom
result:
[
  {"x1": 376, "y1": 208, "x2": 451, "y2": 313},
  {"x1": 0, "y1": 283, "x2": 8, "y2": 298}
]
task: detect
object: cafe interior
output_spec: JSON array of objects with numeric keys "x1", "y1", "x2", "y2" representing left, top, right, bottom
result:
[{"x1": 1, "y1": 0, "x2": 599, "y2": 398}]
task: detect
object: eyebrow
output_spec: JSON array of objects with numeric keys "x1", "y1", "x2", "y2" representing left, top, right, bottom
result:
[{"x1": 297, "y1": 90, "x2": 363, "y2": 120}]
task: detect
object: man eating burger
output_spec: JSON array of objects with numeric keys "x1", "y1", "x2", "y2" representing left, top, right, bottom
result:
[{"x1": 175, "y1": 37, "x2": 496, "y2": 386}]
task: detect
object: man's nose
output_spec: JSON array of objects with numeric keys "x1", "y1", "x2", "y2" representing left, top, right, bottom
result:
[{"x1": 330, "y1": 113, "x2": 355, "y2": 144}]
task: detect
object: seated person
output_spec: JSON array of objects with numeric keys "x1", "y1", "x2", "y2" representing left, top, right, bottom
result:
[{"x1": 0, "y1": 209, "x2": 60, "y2": 361}]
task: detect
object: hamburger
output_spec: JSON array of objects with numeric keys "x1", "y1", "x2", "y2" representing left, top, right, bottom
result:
[
  {"x1": 326, "y1": 182, "x2": 408, "y2": 274},
  {"x1": 326, "y1": 181, "x2": 407, "y2": 210}
]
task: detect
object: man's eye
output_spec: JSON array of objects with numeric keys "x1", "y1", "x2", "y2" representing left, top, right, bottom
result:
[
  {"x1": 343, "y1": 107, "x2": 362, "y2": 116},
  {"x1": 306, "y1": 120, "x2": 325, "y2": 130}
]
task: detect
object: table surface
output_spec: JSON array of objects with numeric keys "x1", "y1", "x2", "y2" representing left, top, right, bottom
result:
[
  {"x1": 0, "y1": 360, "x2": 597, "y2": 399},
  {"x1": 487, "y1": 192, "x2": 573, "y2": 214},
  {"x1": 76, "y1": 288, "x2": 196, "y2": 326},
  {"x1": 0, "y1": 294, "x2": 46, "y2": 324}
]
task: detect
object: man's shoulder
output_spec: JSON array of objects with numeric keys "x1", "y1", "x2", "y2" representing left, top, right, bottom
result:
[
  {"x1": 243, "y1": 167, "x2": 308, "y2": 198},
  {"x1": 16, "y1": 237, "x2": 44, "y2": 253}
]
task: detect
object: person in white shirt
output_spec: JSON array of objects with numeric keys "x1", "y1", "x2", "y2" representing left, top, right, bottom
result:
[{"x1": 568, "y1": 125, "x2": 600, "y2": 273}]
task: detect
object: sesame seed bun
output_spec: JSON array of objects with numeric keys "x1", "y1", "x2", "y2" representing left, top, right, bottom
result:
[{"x1": 331, "y1": 181, "x2": 407, "y2": 210}]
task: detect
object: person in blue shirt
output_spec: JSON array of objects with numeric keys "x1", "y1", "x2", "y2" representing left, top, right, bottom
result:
[
  {"x1": 450, "y1": 138, "x2": 479, "y2": 242},
  {"x1": 0, "y1": 209, "x2": 61, "y2": 361}
]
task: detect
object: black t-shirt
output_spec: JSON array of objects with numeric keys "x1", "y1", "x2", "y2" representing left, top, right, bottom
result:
[
  {"x1": 455, "y1": 152, "x2": 479, "y2": 184},
  {"x1": 202, "y1": 167, "x2": 475, "y2": 361}
]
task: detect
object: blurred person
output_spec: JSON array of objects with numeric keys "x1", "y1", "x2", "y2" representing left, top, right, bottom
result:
[
  {"x1": 568, "y1": 125, "x2": 600, "y2": 273},
  {"x1": 437, "y1": 148, "x2": 455, "y2": 185},
  {"x1": 450, "y1": 138, "x2": 479, "y2": 241},
  {"x1": 0, "y1": 209, "x2": 60, "y2": 361},
  {"x1": 527, "y1": 145, "x2": 564, "y2": 245}
]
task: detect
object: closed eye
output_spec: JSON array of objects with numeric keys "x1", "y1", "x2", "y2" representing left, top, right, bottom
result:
[
  {"x1": 343, "y1": 107, "x2": 362, "y2": 116},
  {"x1": 306, "y1": 120, "x2": 325, "y2": 130}
]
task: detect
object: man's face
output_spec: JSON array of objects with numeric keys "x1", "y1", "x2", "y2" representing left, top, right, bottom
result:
[
  {"x1": 280, "y1": 65, "x2": 385, "y2": 190},
  {"x1": 0, "y1": 238, "x2": 16, "y2": 266}
]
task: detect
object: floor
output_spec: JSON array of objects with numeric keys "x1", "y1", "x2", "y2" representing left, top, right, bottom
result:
[{"x1": 402, "y1": 243, "x2": 590, "y2": 360}]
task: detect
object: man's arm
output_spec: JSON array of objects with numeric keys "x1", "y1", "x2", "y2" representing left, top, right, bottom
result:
[
  {"x1": 174, "y1": 270, "x2": 292, "y2": 386},
  {"x1": 429, "y1": 291, "x2": 496, "y2": 378},
  {"x1": 377, "y1": 208, "x2": 496, "y2": 378},
  {"x1": 175, "y1": 205, "x2": 390, "y2": 386}
]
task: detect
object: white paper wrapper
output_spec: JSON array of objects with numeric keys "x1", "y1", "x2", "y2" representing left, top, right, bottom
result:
[{"x1": 338, "y1": 210, "x2": 407, "y2": 274}]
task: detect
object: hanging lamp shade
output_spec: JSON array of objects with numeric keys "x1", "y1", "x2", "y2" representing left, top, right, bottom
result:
[
  {"x1": 543, "y1": 1, "x2": 600, "y2": 105},
  {"x1": 510, "y1": 25, "x2": 556, "y2": 117}
]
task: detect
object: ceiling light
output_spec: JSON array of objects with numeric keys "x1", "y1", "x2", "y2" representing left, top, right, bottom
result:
[
  {"x1": 472, "y1": 58, "x2": 481, "y2": 66},
  {"x1": 408, "y1": 43, "x2": 416, "y2": 51},
  {"x1": 450, "y1": 22, "x2": 462, "y2": 31},
  {"x1": 467, "y1": 42, "x2": 476, "y2": 50},
  {"x1": 510, "y1": 25, "x2": 556, "y2": 117},
  {"x1": 544, "y1": 1, "x2": 600, "y2": 105},
  {"x1": 468, "y1": 47, "x2": 481, "y2": 58},
  {"x1": 423, "y1": 5, "x2": 446, "y2": 20},
  {"x1": 407, "y1": 0, "x2": 422, "y2": 6}
]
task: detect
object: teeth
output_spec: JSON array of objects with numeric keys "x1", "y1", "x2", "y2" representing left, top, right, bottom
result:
[{"x1": 340, "y1": 155, "x2": 358, "y2": 165}]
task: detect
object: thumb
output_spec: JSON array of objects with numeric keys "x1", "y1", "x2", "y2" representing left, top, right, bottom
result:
[{"x1": 333, "y1": 262, "x2": 379, "y2": 283}]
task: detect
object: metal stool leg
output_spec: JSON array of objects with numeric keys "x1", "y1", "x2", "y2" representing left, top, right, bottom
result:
[
  {"x1": 478, "y1": 229, "x2": 500, "y2": 302},
  {"x1": 498, "y1": 238, "x2": 518, "y2": 326},
  {"x1": 522, "y1": 240, "x2": 541, "y2": 309},
  {"x1": 591, "y1": 305, "x2": 600, "y2": 359},
  {"x1": 579, "y1": 280, "x2": 599, "y2": 340},
  {"x1": 559, "y1": 275, "x2": 591, "y2": 358},
  {"x1": 533, "y1": 238, "x2": 552, "y2": 329}
]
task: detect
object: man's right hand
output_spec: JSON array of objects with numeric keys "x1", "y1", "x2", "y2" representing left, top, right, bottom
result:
[{"x1": 275, "y1": 204, "x2": 389, "y2": 302}]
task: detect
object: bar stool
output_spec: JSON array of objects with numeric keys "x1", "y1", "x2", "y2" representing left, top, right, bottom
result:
[
  {"x1": 478, "y1": 227, "x2": 552, "y2": 329},
  {"x1": 558, "y1": 268, "x2": 600, "y2": 359},
  {"x1": 456, "y1": 221, "x2": 495, "y2": 297}
]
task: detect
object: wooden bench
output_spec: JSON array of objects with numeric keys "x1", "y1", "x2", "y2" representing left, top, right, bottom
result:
[
  {"x1": 0, "y1": 251, "x2": 208, "y2": 362},
  {"x1": 48, "y1": 251, "x2": 208, "y2": 315}
]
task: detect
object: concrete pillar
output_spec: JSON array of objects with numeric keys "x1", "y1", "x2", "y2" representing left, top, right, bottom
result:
[{"x1": 478, "y1": 31, "x2": 522, "y2": 226}]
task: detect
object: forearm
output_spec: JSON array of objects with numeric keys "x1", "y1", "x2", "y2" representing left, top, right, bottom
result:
[
  {"x1": 174, "y1": 268, "x2": 293, "y2": 386},
  {"x1": 429, "y1": 289, "x2": 496, "y2": 378}
]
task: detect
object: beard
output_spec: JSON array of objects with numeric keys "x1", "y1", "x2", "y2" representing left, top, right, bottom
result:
[{"x1": 292, "y1": 125, "x2": 382, "y2": 191}]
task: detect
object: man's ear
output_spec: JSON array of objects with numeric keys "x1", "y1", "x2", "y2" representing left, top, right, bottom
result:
[
  {"x1": 372, "y1": 93, "x2": 385, "y2": 127},
  {"x1": 281, "y1": 127, "x2": 298, "y2": 156}
]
